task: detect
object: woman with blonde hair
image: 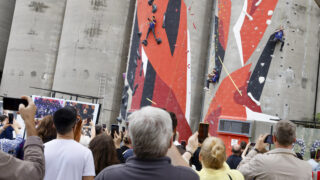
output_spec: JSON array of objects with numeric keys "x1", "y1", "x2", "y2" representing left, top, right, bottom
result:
[{"x1": 198, "y1": 137, "x2": 244, "y2": 180}]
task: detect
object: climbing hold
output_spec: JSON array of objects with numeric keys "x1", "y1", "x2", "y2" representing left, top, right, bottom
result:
[
  {"x1": 133, "y1": 58, "x2": 137, "y2": 67},
  {"x1": 156, "y1": 38, "x2": 162, "y2": 44},
  {"x1": 259, "y1": 77, "x2": 265, "y2": 84},
  {"x1": 152, "y1": 4, "x2": 157, "y2": 13},
  {"x1": 137, "y1": 32, "x2": 142, "y2": 37},
  {"x1": 148, "y1": 0, "x2": 154, "y2": 6},
  {"x1": 137, "y1": 50, "x2": 141, "y2": 60},
  {"x1": 268, "y1": 10, "x2": 273, "y2": 16},
  {"x1": 162, "y1": 13, "x2": 166, "y2": 28},
  {"x1": 266, "y1": 19, "x2": 271, "y2": 25},
  {"x1": 142, "y1": 40, "x2": 148, "y2": 46}
]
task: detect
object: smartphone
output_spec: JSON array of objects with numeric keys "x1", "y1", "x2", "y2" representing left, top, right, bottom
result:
[
  {"x1": 181, "y1": 140, "x2": 186, "y2": 149},
  {"x1": 264, "y1": 135, "x2": 274, "y2": 144},
  {"x1": 122, "y1": 126, "x2": 126, "y2": 132},
  {"x1": 85, "y1": 118, "x2": 91, "y2": 126},
  {"x1": 3, "y1": 97, "x2": 28, "y2": 111},
  {"x1": 198, "y1": 123, "x2": 209, "y2": 143},
  {"x1": 8, "y1": 113, "x2": 13, "y2": 124},
  {"x1": 102, "y1": 124, "x2": 106, "y2": 129},
  {"x1": 111, "y1": 124, "x2": 119, "y2": 139}
]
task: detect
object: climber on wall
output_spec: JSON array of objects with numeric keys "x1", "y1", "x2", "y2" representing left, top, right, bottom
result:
[
  {"x1": 142, "y1": 16, "x2": 161, "y2": 46},
  {"x1": 204, "y1": 68, "x2": 219, "y2": 91},
  {"x1": 271, "y1": 26, "x2": 285, "y2": 52}
]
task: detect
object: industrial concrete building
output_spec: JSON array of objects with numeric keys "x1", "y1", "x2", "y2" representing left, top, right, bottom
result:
[{"x1": 0, "y1": 0, "x2": 319, "y2": 155}]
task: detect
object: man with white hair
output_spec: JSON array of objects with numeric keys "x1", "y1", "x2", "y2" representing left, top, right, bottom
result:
[{"x1": 95, "y1": 106, "x2": 199, "y2": 180}]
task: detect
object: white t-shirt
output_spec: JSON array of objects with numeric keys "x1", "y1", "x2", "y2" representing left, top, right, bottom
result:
[
  {"x1": 80, "y1": 135, "x2": 91, "y2": 147},
  {"x1": 44, "y1": 139, "x2": 95, "y2": 180}
]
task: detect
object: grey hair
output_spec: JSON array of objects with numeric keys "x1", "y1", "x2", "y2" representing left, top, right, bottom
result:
[
  {"x1": 274, "y1": 120, "x2": 296, "y2": 146},
  {"x1": 128, "y1": 106, "x2": 173, "y2": 159}
]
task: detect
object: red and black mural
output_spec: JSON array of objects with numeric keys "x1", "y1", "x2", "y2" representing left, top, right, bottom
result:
[
  {"x1": 121, "y1": 0, "x2": 192, "y2": 140},
  {"x1": 204, "y1": 0, "x2": 279, "y2": 153}
]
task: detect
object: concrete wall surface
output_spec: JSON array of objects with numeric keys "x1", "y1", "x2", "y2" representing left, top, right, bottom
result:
[
  {"x1": 260, "y1": 0, "x2": 320, "y2": 121},
  {"x1": 0, "y1": 0, "x2": 67, "y2": 97},
  {"x1": 52, "y1": 0, "x2": 135, "y2": 126},
  {"x1": 0, "y1": 0, "x2": 15, "y2": 74},
  {"x1": 184, "y1": 0, "x2": 214, "y2": 132}
]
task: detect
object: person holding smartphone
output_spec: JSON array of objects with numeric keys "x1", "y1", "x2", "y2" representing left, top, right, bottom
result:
[
  {"x1": 0, "y1": 96, "x2": 45, "y2": 180},
  {"x1": 0, "y1": 115, "x2": 14, "y2": 140},
  {"x1": 237, "y1": 120, "x2": 312, "y2": 180},
  {"x1": 0, "y1": 115, "x2": 23, "y2": 155}
]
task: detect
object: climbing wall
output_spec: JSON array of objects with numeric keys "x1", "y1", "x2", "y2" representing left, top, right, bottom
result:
[
  {"x1": 122, "y1": 0, "x2": 194, "y2": 140},
  {"x1": 202, "y1": 0, "x2": 320, "y2": 153}
]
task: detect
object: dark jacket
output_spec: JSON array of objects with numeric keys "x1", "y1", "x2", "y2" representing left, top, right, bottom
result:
[
  {"x1": 226, "y1": 154, "x2": 242, "y2": 169},
  {"x1": 95, "y1": 156, "x2": 199, "y2": 180}
]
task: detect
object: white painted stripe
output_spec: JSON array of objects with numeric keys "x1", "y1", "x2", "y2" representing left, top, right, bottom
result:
[
  {"x1": 233, "y1": 0, "x2": 248, "y2": 67},
  {"x1": 245, "y1": 107, "x2": 279, "y2": 122},
  {"x1": 185, "y1": 30, "x2": 192, "y2": 125},
  {"x1": 141, "y1": 47, "x2": 148, "y2": 77},
  {"x1": 244, "y1": 11, "x2": 253, "y2": 21},
  {"x1": 255, "y1": 0, "x2": 262, "y2": 6},
  {"x1": 247, "y1": 92, "x2": 261, "y2": 106}
]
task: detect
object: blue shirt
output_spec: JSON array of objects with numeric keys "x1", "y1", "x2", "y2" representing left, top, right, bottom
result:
[
  {"x1": 149, "y1": 20, "x2": 156, "y2": 29},
  {"x1": 275, "y1": 30, "x2": 283, "y2": 40},
  {"x1": 0, "y1": 126, "x2": 14, "y2": 140},
  {"x1": 0, "y1": 134, "x2": 23, "y2": 155}
]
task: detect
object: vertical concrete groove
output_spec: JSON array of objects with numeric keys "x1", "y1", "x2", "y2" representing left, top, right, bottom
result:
[
  {"x1": 314, "y1": 50, "x2": 320, "y2": 122},
  {"x1": 50, "y1": 0, "x2": 68, "y2": 91},
  {"x1": 0, "y1": 0, "x2": 16, "y2": 84},
  {"x1": 200, "y1": 0, "x2": 216, "y2": 122},
  {"x1": 109, "y1": 0, "x2": 137, "y2": 123}
]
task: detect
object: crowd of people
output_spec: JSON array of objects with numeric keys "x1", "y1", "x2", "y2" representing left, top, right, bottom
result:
[
  {"x1": 34, "y1": 98, "x2": 64, "y2": 119},
  {"x1": 0, "y1": 96, "x2": 318, "y2": 180}
]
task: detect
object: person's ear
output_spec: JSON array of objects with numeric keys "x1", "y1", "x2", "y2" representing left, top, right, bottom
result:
[
  {"x1": 169, "y1": 135, "x2": 173, "y2": 147},
  {"x1": 272, "y1": 135, "x2": 276, "y2": 143}
]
